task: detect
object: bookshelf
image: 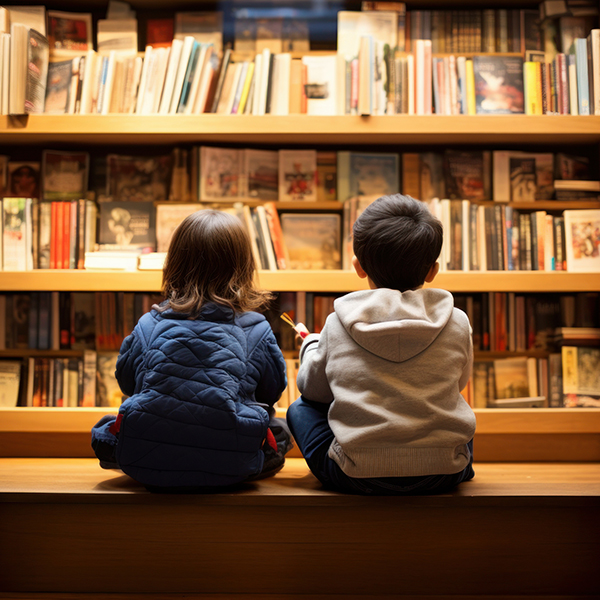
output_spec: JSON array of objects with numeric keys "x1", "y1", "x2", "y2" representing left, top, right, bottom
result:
[{"x1": 1, "y1": 2, "x2": 599, "y2": 463}]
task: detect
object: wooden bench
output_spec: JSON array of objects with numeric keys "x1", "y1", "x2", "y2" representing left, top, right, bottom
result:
[{"x1": 1, "y1": 458, "x2": 599, "y2": 600}]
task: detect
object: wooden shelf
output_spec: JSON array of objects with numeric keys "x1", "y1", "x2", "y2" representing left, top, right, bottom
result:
[
  {"x1": 1, "y1": 269, "x2": 598, "y2": 293},
  {"x1": 1, "y1": 406, "x2": 598, "y2": 434},
  {"x1": 2, "y1": 115, "x2": 600, "y2": 145}
]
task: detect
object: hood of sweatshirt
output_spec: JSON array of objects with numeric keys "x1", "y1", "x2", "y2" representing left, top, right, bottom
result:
[{"x1": 334, "y1": 288, "x2": 454, "y2": 362}]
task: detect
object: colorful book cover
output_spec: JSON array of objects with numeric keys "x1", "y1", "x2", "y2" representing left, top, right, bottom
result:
[
  {"x1": 47, "y1": 10, "x2": 92, "y2": 53},
  {"x1": 443, "y1": 150, "x2": 490, "y2": 201},
  {"x1": 280, "y1": 213, "x2": 341, "y2": 269},
  {"x1": 279, "y1": 150, "x2": 317, "y2": 201},
  {"x1": 563, "y1": 209, "x2": 600, "y2": 272},
  {"x1": 473, "y1": 55, "x2": 524, "y2": 114},
  {"x1": 338, "y1": 151, "x2": 399, "y2": 201},
  {"x1": 24, "y1": 29, "x2": 49, "y2": 114},
  {"x1": 106, "y1": 154, "x2": 172, "y2": 203},
  {"x1": 562, "y1": 346, "x2": 600, "y2": 407},
  {"x1": 98, "y1": 200, "x2": 156, "y2": 250},
  {"x1": 42, "y1": 150, "x2": 89, "y2": 201}
]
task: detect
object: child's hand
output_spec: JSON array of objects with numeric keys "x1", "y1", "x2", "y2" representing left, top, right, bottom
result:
[{"x1": 294, "y1": 323, "x2": 309, "y2": 348}]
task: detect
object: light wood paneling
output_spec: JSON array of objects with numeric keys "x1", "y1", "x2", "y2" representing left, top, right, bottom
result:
[
  {"x1": 2, "y1": 115, "x2": 600, "y2": 144},
  {"x1": 0, "y1": 270, "x2": 598, "y2": 292}
]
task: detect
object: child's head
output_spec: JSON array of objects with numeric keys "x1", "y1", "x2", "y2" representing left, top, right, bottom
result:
[
  {"x1": 352, "y1": 194, "x2": 443, "y2": 292},
  {"x1": 162, "y1": 210, "x2": 273, "y2": 315}
]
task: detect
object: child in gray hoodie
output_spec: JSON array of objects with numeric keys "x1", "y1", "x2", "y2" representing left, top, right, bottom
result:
[{"x1": 286, "y1": 194, "x2": 476, "y2": 495}]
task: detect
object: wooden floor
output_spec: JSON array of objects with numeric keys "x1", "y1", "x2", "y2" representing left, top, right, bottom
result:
[{"x1": 1, "y1": 458, "x2": 599, "y2": 599}]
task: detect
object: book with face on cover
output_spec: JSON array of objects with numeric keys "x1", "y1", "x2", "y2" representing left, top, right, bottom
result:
[
  {"x1": 280, "y1": 212, "x2": 341, "y2": 269},
  {"x1": 98, "y1": 200, "x2": 156, "y2": 251},
  {"x1": 279, "y1": 150, "x2": 317, "y2": 202},
  {"x1": 6, "y1": 162, "x2": 40, "y2": 198}
]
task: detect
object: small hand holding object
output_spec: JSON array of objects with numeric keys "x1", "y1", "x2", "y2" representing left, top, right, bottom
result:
[{"x1": 280, "y1": 312, "x2": 310, "y2": 342}]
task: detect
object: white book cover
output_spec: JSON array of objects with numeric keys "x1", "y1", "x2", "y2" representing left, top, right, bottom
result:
[
  {"x1": 563, "y1": 209, "x2": 600, "y2": 272},
  {"x1": 149, "y1": 47, "x2": 170, "y2": 114},
  {"x1": 169, "y1": 35, "x2": 195, "y2": 113},
  {"x1": 100, "y1": 51, "x2": 117, "y2": 115},
  {"x1": 158, "y1": 38, "x2": 183, "y2": 114},
  {"x1": 301, "y1": 54, "x2": 336, "y2": 115},
  {"x1": 8, "y1": 5, "x2": 46, "y2": 36},
  {"x1": 271, "y1": 53, "x2": 291, "y2": 115},
  {"x1": 407, "y1": 53, "x2": 415, "y2": 115},
  {"x1": 2, "y1": 198, "x2": 28, "y2": 270},
  {"x1": 200, "y1": 146, "x2": 242, "y2": 201},
  {"x1": 1, "y1": 33, "x2": 10, "y2": 115},
  {"x1": 9, "y1": 23, "x2": 28, "y2": 115},
  {"x1": 0, "y1": 360, "x2": 21, "y2": 407},
  {"x1": 591, "y1": 29, "x2": 600, "y2": 115},
  {"x1": 251, "y1": 53, "x2": 263, "y2": 115},
  {"x1": 568, "y1": 59, "x2": 579, "y2": 115},
  {"x1": 257, "y1": 48, "x2": 271, "y2": 115},
  {"x1": 278, "y1": 150, "x2": 317, "y2": 202},
  {"x1": 135, "y1": 45, "x2": 153, "y2": 113}
]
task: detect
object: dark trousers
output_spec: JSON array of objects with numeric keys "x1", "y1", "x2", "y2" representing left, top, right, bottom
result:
[{"x1": 286, "y1": 396, "x2": 475, "y2": 495}]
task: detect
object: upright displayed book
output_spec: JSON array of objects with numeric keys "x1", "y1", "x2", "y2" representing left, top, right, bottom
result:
[
  {"x1": 563, "y1": 209, "x2": 600, "y2": 272},
  {"x1": 200, "y1": 146, "x2": 242, "y2": 201},
  {"x1": 41, "y1": 150, "x2": 89, "y2": 201},
  {"x1": 280, "y1": 212, "x2": 341, "y2": 269},
  {"x1": 562, "y1": 345, "x2": 600, "y2": 407},
  {"x1": 106, "y1": 154, "x2": 172, "y2": 202},
  {"x1": 98, "y1": 200, "x2": 156, "y2": 250},
  {"x1": 337, "y1": 151, "x2": 399, "y2": 202},
  {"x1": 473, "y1": 55, "x2": 524, "y2": 114},
  {"x1": 278, "y1": 150, "x2": 317, "y2": 202}
]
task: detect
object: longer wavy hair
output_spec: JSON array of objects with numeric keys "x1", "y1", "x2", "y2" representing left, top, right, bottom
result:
[{"x1": 162, "y1": 209, "x2": 273, "y2": 315}]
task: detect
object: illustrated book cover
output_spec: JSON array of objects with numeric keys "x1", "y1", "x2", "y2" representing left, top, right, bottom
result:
[{"x1": 473, "y1": 55, "x2": 524, "y2": 114}]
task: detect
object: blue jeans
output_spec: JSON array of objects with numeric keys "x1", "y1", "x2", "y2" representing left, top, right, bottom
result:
[{"x1": 286, "y1": 397, "x2": 475, "y2": 495}]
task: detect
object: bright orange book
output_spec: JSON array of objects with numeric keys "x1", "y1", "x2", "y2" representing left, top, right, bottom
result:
[{"x1": 263, "y1": 202, "x2": 289, "y2": 270}]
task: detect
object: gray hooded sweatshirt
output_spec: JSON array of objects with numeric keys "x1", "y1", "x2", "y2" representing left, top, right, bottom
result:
[{"x1": 297, "y1": 287, "x2": 476, "y2": 478}]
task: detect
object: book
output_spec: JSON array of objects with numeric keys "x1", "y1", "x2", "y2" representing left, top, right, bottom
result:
[
  {"x1": 6, "y1": 162, "x2": 40, "y2": 198},
  {"x1": 0, "y1": 360, "x2": 21, "y2": 407},
  {"x1": 106, "y1": 154, "x2": 172, "y2": 202},
  {"x1": 47, "y1": 10, "x2": 92, "y2": 55},
  {"x1": 563, "y1": 209, "x2": 600, "y2": 272},
  {"x1": 493, "y1": 357, "x2": 531, "y2": 399},
  {"x1": 97, "y1": 18, "x2": 138, "y2": 55},
  {"x1": 280, "y1": 213, "x2": 341, "y2": 269},
  {"x1": 24, "y1": 28, "x2": 49, "y2": 114},
  {"x1": 96, "y1": 351, "x2": 122, "y2": 407},
  {"x1": 98, "y1": 200, "x2": 156, "y2": 250},
  {"x1": 473, "y1": 55, "x2": 524, "y2": 114},
  {"x1": 338, "y1": 151, "x2": 399, "y2": 202},
  {"x1": 337, "y1": 11, "x2": 397, "y2": 60},
  {"x1": 509, "y1": 157, "x2": 537, "y2": 202},
  {"x1": 562, "y1": 345, "x2": 600, "y2": 407},
  {"x1": 278, "y1": 150, "x2": 317, "y2": 202},
  {"x1": 44, "y1": 60, "x2": 72, "y2": 113},
  {"x1": 301, "y1": 54, "x2": 337, "y2": 116},
  {"x1": 174, "y1": 11, "x2": 223, "y2": 56},
  {"x1": 316, "y1": 152, "x2": 337, "y2": 202},
  {"x1": 146, "y1": 18, "x2": 173, "y2": 48},
  {"x1": 199, "y1": 146, "x2": 242, "y2": 201},
  {"x1": 443, "y1": 150, "x2": 491, "y2": 201},
  {"x1": 155, "y1": 204, "x2": 201, "y2": 253},
  {"x1": 41, "y1": 150, "x2": 89, "y2": 201},
  {"x1": 243, "y1": 149, "x2": 278, "y2": 200}
]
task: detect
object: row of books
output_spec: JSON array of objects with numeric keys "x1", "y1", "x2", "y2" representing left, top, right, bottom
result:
[
  {"x1": 0, "y1": 292, "x2": 163, "y2": 352},
  {"x1": 270, "y1": 290, "x2": 600, "y2": 353},
  {"x1": 471, "y1": 346, "x2": 600, "y2": 409},
  {"x1": 3, "y1": 2, "x2": 599, "y2": 117},
  {"x1": 0, "y1": 350, "x2": 121, "y2": 408},
  {"x1": 1, "y1": 146, "x2": 596, "y2": 207}
]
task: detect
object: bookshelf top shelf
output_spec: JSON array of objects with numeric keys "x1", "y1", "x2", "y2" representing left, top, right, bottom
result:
[
  {"x1": 2, "y1": 115, "x2": 600, "y2": 145},
  {"x1": 0, "y1": 270, "x2": 598, "y2": 293}
]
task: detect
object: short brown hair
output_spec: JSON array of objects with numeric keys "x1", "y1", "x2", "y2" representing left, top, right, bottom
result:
[
  {"x1": 353, "y1": 194, "x2": 443, "y2": 291},
  {"x1": 162, "y1": 210, "x2": 273, "y2": 315}
]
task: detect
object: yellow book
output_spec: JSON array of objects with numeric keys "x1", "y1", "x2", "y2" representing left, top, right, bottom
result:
[
  {"x1": 237, "y1": 61, "x2": 255, "y2": 114},
  {"x1": 524, "y1": 62, "x2": 543, "y2": 115},
  {"x1": 465, "y1": 59, "x2": 476, "y2": 115}
]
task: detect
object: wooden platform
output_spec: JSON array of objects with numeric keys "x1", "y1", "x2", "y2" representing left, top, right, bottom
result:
[{"x1": 1, "y1": 458, "x2": 599, "y2": 599}]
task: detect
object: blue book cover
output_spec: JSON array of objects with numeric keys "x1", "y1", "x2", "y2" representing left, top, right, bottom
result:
[
  {"x1": 575, "y1": 37, "x2": 590, "y2": 115},
  {"x1": 177, "y1": 41, "x2": 201, "y2": 114}
]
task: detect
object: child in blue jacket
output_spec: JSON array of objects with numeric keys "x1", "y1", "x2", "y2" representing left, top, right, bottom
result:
[{"x1": 91, "y1": 210, "x2": 292, "y2": 491}]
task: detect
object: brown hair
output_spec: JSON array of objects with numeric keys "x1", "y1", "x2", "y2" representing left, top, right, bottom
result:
[{"x1": 162, "y1": 209, "x2": 273, "y2": 315}]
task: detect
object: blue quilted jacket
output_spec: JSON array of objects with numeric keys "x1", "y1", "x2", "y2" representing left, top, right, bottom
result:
[{"x1": 92, "y1": 302, "x2": 287, "y2": 488}]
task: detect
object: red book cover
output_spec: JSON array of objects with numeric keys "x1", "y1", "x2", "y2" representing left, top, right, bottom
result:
[
  {"x1": 301, "y1": 63, "x2": 308, "y2": 114},
  {"x1": 62, "y1": 201, "x2": 71, "y2": 269},
  {"x1": 50, "y1": 202, "x2": 58, "y2": 269},
  {"x1": 146, "y1": 18, "x2": 174, "y2": 48},
  {"x1": 263, "y1": 201, "x2": 289, "y2": 270},
  {"x1": 55, "y1": 202, "x2": 64, "y2": 270}
]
